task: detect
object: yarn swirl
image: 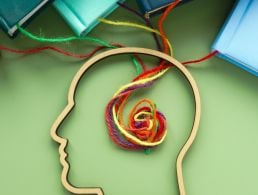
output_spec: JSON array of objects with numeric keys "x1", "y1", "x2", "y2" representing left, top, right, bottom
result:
[{"x1": 105, "y1": 66, "x2": 170, "y2": 151}]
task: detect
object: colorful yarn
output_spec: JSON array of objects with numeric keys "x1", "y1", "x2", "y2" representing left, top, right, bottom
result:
[
  {"x1": 17, "y1": 25, "x2": 113, "y2": 48},
  {"x1": 16, "y1": 26, "x2": 148, "y2": 74},
  {"x1": 131, "y1": 55, "x2": 147, "y2": 73},
  {"x1": 99, "y1": 18, "x2": 174, "y2": 56},
  {"x1": 99, "y1": 18, "x2": 161, "y2": 35},
  {"x1": 117, "y1": 1, "x2": 162, "y2": 51},
  {"x1": 117, "y1": 0, "x2": 218, "y2": 66},
  {"x1": 105, "y1": 64, "x2": 170, "y2": 150},
  {"x1": 0, "y1": 43, "x2": 146, "y2": 75},
  {"x1": 158, "y1": 0, "x2": 180, "y2": 55},
  {"x1": 0, "y1": 44, "x2": 111, "y2": 59}
]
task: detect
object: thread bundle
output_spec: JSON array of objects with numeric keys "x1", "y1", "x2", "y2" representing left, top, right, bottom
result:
[
  {"x1": 105, "y1": 65, "x2": 170, "y2": 150},
  {"x1": 104, "y1": 1, "x2": 178, "y2": 151}
]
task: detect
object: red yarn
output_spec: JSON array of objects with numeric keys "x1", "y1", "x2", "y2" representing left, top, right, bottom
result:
[
  {"x1": 0, "y1": 43, "x2": 147, "y2": 71},
  {"x1": 0, "y1": 44, "x2": 109, "y2": 58},
  {"x1": 182, "y1": 50, "x2": 218, "y2": 65},
  {"x1": 157, "y1": 0, "x2": 181, "y2": 55}
]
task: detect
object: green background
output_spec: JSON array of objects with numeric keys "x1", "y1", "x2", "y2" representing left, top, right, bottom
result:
[{"x1": 0, "y1": 0, "x2": 257, "y2": 195}]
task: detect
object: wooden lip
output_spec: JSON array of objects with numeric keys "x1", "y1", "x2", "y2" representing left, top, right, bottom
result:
[{"x1": 50, "y1": 47, "x2": 201, "y2": 195}]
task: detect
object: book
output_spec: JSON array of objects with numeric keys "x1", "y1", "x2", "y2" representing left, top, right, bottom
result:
[
  {"x1": 136, "y1": 0, "x2": 190, "y2": 18},
  {"x1": 212, "y1": 0, "x2": 258, "y2": 77},
  {"x1": 53, "y1": 0, "x2": 123, "y2": 36},
  {"x1": 0, "y1": 0, "x2": 50, "y2": 37}
]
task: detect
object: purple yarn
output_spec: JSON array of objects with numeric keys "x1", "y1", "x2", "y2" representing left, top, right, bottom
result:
[
  {"x1": 105, "y1": 74, "x2": 166, "y2": 150},
  {"x1": 119, "y1": 76, "x2": 161, "y2": 96},
  {"x1": 106, "y1": 97, "x2": 145, "y2": 150}
]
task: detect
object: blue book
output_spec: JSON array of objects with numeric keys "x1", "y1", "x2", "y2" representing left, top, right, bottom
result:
[
  {"x1": 136, "y1": 0, "x2": 190, "y2": 18},
  {"x1": 0, "y1": 0, "x2": 50, "y2": 36},
  {"x1": 53, "y1": 0, "x2": 123, "y2": 36},
  {"x1": 212, "y1": 0, "x2": 258, "y2": 77}
]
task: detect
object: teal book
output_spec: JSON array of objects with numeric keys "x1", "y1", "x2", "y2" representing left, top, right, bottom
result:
[
  {"x1": 212, "y1": 0, "x2": 258, "y2": 77},
  {"x1": 53, "y1": 0, "x2": 123, "y2": 36},
  {"x1": 0, "y1": 0, "x2": 50, "y2": 36}
]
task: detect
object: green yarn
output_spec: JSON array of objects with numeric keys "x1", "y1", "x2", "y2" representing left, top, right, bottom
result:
[
  {"x1": 17, "y1": 25, "x2": 113, "y2": 48},
  {"x1": 131, "y1": 55, "x2": 143, "y2": 75},
  {"x1": 144, "y1": 148, "x2": 151, "y2": 155},
  {"x1": 17, "y1": 25, "x2": 143, "y2": 75}
]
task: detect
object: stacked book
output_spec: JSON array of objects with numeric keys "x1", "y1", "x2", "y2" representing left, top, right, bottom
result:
[
  {"x1": 53, "y1": 0, "x2": 122, "y2": 36},
  {"x1": 212, "y1": 0, "x2": 258, "y2": 76}
]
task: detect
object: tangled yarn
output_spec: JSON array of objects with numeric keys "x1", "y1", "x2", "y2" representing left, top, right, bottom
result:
[{"x1": 105, "y1": 65, "x2": 170, "y2": 151}]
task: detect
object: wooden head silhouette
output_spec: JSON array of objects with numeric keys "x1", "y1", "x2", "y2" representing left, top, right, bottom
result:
[{"x1": 50, "y1": 47, "x2": 201, "y2": 195}]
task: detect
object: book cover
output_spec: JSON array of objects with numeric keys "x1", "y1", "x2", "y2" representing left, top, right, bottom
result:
[
  {"x1": 0, "y1": 0, "x2": 50, "y2": 36},
  {"x1": 136, "y1": 0, "x2": 190, "y2": 18},
  {"x1": 212, "y1": 0, "x2": 258, "y2": 77},
  {"x1": 53, "y1": 0, "x2": 123, "y2": 36}
]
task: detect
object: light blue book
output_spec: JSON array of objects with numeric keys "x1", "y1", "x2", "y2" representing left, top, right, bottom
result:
[
  {"x1": 212, "y1": 0, "x2": 258, "y2": 77},
  {"x1": 53, "y1": 0, "x2": 122, "y2": 36}
]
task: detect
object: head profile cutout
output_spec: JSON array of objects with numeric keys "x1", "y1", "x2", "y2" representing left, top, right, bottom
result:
[{"x1": 50, "y1": 47, "x2": 201, "y2": 195}]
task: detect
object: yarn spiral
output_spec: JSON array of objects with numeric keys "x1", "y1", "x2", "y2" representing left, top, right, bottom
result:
[{"x1": 105, "y1": 66, "x2": 170, "y2": 150}]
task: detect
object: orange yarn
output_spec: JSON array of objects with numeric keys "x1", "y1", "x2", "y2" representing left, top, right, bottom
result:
[{"x1": 158, "y1": 0, "x2": 181, "y2": 55}]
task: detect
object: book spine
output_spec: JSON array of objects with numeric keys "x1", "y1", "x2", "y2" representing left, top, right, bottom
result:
[
  {"x1": 136, "y1": 0, "x2": 152, "y2": 13},
  {"x1": 0, "y1": 16, "x2": 11, "y2": 35},
  {"x1": 81, "y1": 1, "x2": 123, "y2": 36},
  {"x1": 53, "y1": 0, "x2": 87, "y2": 36}
]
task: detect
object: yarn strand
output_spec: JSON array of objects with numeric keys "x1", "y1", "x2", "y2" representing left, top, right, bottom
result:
[
  {"x1": 158, "y1": 0, "x2": 181, "y2": 55},
  {"x1": 182, "y1": 50, "x2": 218, "y2": 65},
  {"x1": 16, "y1": 26, "x2": 146, "y2": 74},
  {"x1": 0, "y1": 44, "x2": 109, "y2": 59},
  {"x1": 117, "y1": 2, "x2": 162, "y2": 51},
  {"x1": 98, "y1": 18, "x2": 161, "y2": 35},
  {"x1": 17, "y1": 25, "x2": 113, "y2": 48},
  {"x1": 99, "y1": 18, "x2": 173, "y2": 56}
]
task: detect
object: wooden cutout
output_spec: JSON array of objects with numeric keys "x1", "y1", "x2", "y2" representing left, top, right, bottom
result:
[{"x1": 50, "y1": 47, "x2": 201, "y2": 195}]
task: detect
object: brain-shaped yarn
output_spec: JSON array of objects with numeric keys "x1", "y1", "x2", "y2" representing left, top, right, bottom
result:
[{"x1": 105, "y1": 66, "x2": 169, "y2": 150}]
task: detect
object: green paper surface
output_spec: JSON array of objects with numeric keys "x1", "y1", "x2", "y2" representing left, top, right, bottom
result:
[{"x1": 0, "y1": 1, "x2": 257, "y2": 195}]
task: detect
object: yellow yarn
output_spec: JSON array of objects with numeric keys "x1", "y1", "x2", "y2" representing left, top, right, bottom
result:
[
  {"x1": 114, "y1": 68, "x2": 169, "y2": 97},
  {"x1": 99, "y1": 18, "x2": 173, "y2": 56},
  {"x1": 112, "y1": 68, "x2": 169, "y2": 147},
  {"x1": 99, "y1": 18, "x2": 161, "y2": 34}
]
